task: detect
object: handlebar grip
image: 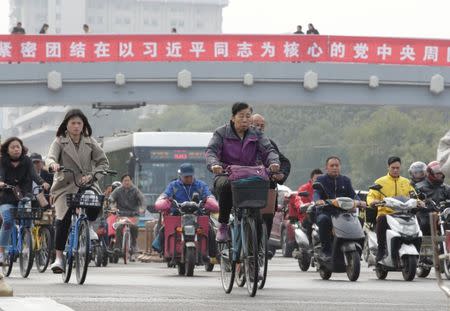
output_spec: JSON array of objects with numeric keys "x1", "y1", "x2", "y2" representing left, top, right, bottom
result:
[{"x1": 106, "y1": 170, "x2": 118, "y2": 175}]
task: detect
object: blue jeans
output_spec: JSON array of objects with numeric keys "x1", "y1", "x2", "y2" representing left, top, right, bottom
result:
[{"x1": 0, "y1": 204, "x2": 16, "y2": 248}]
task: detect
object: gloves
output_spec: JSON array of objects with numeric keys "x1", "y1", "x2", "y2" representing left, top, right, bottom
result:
[{"x1": 204, "y1": 196, "x2": 219, "y2": 213}]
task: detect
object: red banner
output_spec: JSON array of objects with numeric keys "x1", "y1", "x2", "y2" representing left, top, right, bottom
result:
[{"x1": 0, "y1": 34, "x2": 449, "y2": 66}]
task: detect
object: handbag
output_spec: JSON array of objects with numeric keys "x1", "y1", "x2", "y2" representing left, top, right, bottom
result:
[
  {"x1": 12, "y1": 185, "x2": 23, "y2": 201},
  {"x1": 36, "y1": 191, "x2": 50, "y2": 209},
  {"x1": 227, "y1": 165, "x2": 269, "y2": 181}
]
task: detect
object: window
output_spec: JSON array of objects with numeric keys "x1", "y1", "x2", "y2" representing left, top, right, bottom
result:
[
  {"x1": 143, "y1": 18, "x2": 149, "y2": 25},
  {"x1": 151, "y1": 19, "x2": 158, "y2": 27},
  {"x1": 97, "y1": 16, "x2": 103, "y2": 24},
  {"x1": 170, "y1": 20, "x2": 177, "y2": 27},
  {"x1": 124, "y1": 17, "x2": 131, "y2": 25},
  {"x1": 56, "y1": 13, "x2": 61, "y2": 21},
  {"x1": 88, "y1": 16, "x2": 95, "y2": 24},
  {"x1": 55, "y1": 27, "x2": 61, "y2": 34},
  {"x1": 115, "y1": 16, "x2": 122, "y2": 24}
]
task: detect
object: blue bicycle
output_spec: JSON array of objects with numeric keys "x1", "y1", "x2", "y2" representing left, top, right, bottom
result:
[
  {"x1": 61, "y1": 168, "x2": 116, "y2": 285},
  {"x1": 219, "y1": 177, "x2": 269, "y2": 297},
  {"x1": 2, "y1": 185, "x2": 46, "y2": 278}
]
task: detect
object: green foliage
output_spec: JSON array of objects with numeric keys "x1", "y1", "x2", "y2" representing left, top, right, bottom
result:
[{"x1": 137, "y1": 104, "x2": 449, "y2": 191}]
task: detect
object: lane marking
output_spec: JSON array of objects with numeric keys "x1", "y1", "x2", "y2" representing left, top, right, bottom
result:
[{"x1": 0, "y1": 298, "x2": 74, "y2": 311}]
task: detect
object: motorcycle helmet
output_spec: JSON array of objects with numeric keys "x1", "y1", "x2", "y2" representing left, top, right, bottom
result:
[
  {"x1": 408, "y1": 161, "x2": 427, "y2": 183},
  {"x1": 111, "y1": 181, "x2": 122, "y2": 191},
  {"x1": 427, "y1": 161, "x2": 445, "y2": 185}
]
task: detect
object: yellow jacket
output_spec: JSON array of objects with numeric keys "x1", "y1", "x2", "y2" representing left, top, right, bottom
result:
[{"x1": 366, "y1": 173, "x2": 415, "y2": 218}]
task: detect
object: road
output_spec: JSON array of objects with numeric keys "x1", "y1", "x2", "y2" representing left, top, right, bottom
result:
[{"x1": 1, "y1": 255, "x2": 448, "y2": 311}]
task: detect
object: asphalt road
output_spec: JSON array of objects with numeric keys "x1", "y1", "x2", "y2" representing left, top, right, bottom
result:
[{"x1": 2, "y1": 255, "x2": 449, "y2": 311}]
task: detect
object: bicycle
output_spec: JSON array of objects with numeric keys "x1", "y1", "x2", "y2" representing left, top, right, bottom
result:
[
  {"x1": 2, "y1": 185, "x2": 47, "y2": 278},
  {"x1": 61, "y1": 167, "x2": 117, "y2": 285},
  {"x1": 31, "y1": 187, "x2": 54, "y2": 273},
  {"x1": 219, "y1": 176, "x2": 269, "y2": 297},
  {"x1": 107, "y1": 209, "x2": 139, "y2": 264}
]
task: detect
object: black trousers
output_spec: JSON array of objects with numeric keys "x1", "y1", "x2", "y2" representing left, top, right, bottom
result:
[
  {"x1": 55, "y1": 207, "x2": 100, "y2": 251},
  {"x1": 214, "y1": 176, "x2": 233, "y2": 224},
  {"x1": 376, "y1": 215, "x2": 389, "y2": 252}
]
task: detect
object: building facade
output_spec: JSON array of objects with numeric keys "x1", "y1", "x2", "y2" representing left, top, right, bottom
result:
[
  {"x1": 9, "y1": 0, "x2": 228, "y2": 34},
  {"x1": 5, "y1": 0, "x2": 227, "y2": 154}
]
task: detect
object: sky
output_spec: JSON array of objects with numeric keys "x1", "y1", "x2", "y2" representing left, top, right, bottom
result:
[{"x1": 0, "y1": 0, "x2": 449, "y2": 39}]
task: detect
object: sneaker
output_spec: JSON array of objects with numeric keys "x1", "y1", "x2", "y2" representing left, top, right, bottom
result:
[
  {"x1": 51, "y1": 258, "x2": 64, "y2": 274},
  {"x1": 216, "y1": 223, "x2": 229, "y2": 242},
  {"x1": 89, "y1": 225, "x2": 98, "y2": 240},
  {"x1": 376, "y1": 248, "x2": 386, "y2": 263}
]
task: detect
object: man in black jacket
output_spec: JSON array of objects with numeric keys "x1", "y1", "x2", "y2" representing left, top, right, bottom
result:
[
  {"x1": 314, "y1": 156, "x2": 364, "y2": 261},
  {"x1": 251, "y1": 114, "x2": 291, "y2": 252},
  {"x1": 30, "y1": 153, "x2": 53, "y2": 194}
]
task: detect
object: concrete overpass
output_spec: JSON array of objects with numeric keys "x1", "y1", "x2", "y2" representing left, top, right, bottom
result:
[{"x1": 2, "y1": 62, "x2": 450, "y2": 107}]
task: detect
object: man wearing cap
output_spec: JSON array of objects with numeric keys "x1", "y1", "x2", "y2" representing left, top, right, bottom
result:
[
  {"x1": 367, "y1": 156, "x2": 417, "y2": 262},
  {"x1": 153, "y1": 163, "x2": 219, "y2": 252},
  {"x1": 30, "y1": 153, "x2": 52, "y2": 194}
]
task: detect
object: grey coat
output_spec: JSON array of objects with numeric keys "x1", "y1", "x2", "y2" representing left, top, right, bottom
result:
[{"x1": 45, "y1": 135, "x2": 109, "y2": 219}]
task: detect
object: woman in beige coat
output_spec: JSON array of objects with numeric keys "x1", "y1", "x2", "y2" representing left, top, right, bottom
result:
[{"x1": 46, "y1": 109, "x2": 109, "y2": 273}]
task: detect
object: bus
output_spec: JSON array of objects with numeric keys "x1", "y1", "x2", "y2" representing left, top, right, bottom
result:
[{"x1": 101, "y1": 131, "x2": 214, "y2": 211}]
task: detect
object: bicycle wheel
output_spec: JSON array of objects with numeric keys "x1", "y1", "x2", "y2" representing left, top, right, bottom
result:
[
  {"x1": 35, "y1": 226, "x2": 52, "y2": 273},
  {"x1": 3, "y1": 251, "x2": 14, "y2": 277},
  {"x1": 123, "y1": 230, "x2": 130, "y2": 264},
  {"x1": 19, "y1": 227, "x2": 34, "y2": 278},
  {"x1": 62, "y1": 253, "x2": 73, "y2": 283},
  {"x1": 243, "y1": 217, "x2": 259, "y2": 297},
  {"x1": 219, "y1": 241, "x2": 235, "y2": 294},
  {"x1": 258, "y1": 222, "x2": 268, "y2": 289},
  {"x1": 75, "y1": 219, "x2": 90, "y2": 285}
]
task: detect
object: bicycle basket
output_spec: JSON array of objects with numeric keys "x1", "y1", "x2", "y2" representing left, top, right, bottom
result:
[
  {"x1": 11, "y1": 201, "x2": 44, "y2": 220},
  {"x1": 231, "y1": 178, "x2": 269, "y2": 209},
  {"x1": 66, "y1": 190, "x2": 105, "y2": 210}
]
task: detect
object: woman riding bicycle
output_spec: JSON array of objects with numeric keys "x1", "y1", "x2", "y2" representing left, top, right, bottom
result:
[
  {"x1": 205, "y1": 102, "x2": 280, "y2": 242},
  {"x1": 46, "y1": 109, "x2": 109, "y2": 273},
  {"x1": 0, "y1": 137, "x2": 50, "y2": 265}
]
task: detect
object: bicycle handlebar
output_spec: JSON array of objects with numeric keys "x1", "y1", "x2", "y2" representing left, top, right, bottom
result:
[{"x1": 61, "y1": 167, "x2": 117, "y2": 188}]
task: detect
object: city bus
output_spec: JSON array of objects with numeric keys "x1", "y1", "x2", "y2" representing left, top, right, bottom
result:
[{"x1": 101, "y1": 131, "x2": 214, "y2": 213}]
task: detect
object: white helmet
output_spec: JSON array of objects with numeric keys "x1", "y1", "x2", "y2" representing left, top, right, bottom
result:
[{"x1": 408, "y1": 161, "x2": 427, "y2": 183}]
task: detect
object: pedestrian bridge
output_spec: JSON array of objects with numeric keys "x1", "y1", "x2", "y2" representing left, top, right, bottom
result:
[{"x1": 1, "y1": 34, "x2": 450, "y2": 107}]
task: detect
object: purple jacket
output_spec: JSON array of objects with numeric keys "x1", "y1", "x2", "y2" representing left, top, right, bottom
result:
[{"x1": 206, "y1": 122, "x2": 280, "y2": 171}]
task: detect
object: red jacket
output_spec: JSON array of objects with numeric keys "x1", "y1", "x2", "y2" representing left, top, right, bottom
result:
[{"x1": 298, "y1": 180, "x2": 314, "y2": 204}]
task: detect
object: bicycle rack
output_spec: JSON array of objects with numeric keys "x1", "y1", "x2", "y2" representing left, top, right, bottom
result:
[{"x1": 430, "y1": 212, "x2": 450, "y2": 298}]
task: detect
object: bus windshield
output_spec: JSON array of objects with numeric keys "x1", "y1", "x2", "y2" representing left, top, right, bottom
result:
[{"x1": 136, "y1": 160, "x2": 212, "y2": 206}]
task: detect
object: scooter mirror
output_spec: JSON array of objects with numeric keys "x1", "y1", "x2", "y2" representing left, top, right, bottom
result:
[
  {"x1": 369, "y1": 183, "x2": 383, "y2": 191},
  {"x1": 298, "y1": 191, "x2": 309, "y2": 197},
  {"x1": 312, "y1": 182, "x2": 324, "y2": 191}
]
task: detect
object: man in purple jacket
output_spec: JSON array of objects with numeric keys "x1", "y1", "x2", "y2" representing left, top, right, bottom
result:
[{"x1": 205, "y1": 102, "x2": 280, "y2": 242}]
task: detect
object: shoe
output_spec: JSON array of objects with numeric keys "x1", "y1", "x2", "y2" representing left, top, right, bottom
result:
[
  {"x1": 258, "y1": 269, "x2": 264, "y2": 281},
  {"x1": 89, "y1": 225, "x2": 98, "y2": 240},
  {"x1": 376, "y1": 249, "x2": 386, "y2": 263},
  {"x1": 51, "y1": 258, "x2": 65, "y2": 274},
  {"x1": 319, "y1": 252, "x2": 332, "y2": 263},
  {"x1": 216, "y1": 223, "x2": 229, "y2": 242},
  {"x1": 0, "y1": 252, "x2": 4, "y2": 266},
  {"x1": 267, "y1": 250, "x2": 274, "y2": 260}
]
